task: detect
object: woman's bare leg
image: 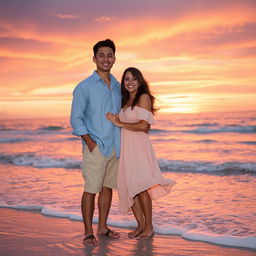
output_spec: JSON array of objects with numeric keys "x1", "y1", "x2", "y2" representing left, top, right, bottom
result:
[
  {"x1": 128, "y1": 195, "x2": 145, "y2": 238},
  {"x1": 137, "y1": 190, "x2": 154, "y2": 240}
]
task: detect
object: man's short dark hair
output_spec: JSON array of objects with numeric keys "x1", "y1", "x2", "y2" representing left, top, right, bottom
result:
[{"x1": 93, "y1": 39, "x2": 116, "y2": 56}]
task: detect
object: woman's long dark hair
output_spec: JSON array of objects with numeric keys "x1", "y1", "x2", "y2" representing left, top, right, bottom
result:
[{"x1": 121, "y1": 67, "x2": 157, "y2": 114}]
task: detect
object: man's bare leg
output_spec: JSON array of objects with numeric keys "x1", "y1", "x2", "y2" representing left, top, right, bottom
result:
[
  {"x1": 81, "y1": 192, "x2": 98, "y2": 246},
  {"x1": 97, "y1": 186, "x2": 120, "y2": 238}
]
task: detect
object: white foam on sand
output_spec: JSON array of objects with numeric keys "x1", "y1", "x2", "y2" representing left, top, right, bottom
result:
[
  {"x1": 182, "y1": 230, "x2": 256, "y2": 250},
  {"x1": 0, "y1": 203, "x2": 255, "y2": 250}
]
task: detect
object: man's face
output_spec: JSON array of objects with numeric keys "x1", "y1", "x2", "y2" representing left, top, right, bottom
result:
[{"x1": 93, "y1": 46, "x2": 116, "y2": 72}]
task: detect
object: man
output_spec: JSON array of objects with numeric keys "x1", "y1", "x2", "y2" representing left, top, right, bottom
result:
[{"x1": 70, "y1": 39, "x2": 121, "y2": 246}]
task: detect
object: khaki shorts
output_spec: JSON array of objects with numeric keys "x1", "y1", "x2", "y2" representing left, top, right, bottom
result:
[{"x1": 82, "y1": 144, "x2": 119, "y2": 194}]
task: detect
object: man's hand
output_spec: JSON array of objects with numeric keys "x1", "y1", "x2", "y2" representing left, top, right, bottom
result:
[{"x1": 81, "y1": 134, "x2": 97, "y2": 152}]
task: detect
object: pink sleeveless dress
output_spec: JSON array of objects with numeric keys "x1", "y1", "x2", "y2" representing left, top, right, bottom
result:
[{"x1": 117, "y1": 106, "x2": 176, "y2": 213}]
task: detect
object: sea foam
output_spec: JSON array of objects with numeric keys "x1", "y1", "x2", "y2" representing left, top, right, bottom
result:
[
  {"x1": 182, "y1": 230, "x2": 256, "y2": 250},
  {"x1": 159, "y1": 159, "x2": 256, "y2": 174},
  {"x1": 1, "y1": 204, "x2": 255, "y2": 250},
  {"x1": 1, "y1": 152, "x2": 256, "y2": 174}
]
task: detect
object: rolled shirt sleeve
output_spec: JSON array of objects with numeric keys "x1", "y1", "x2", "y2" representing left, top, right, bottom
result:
[{"x1": 70, "y1": 83, "x2": 89, "y2": 136}]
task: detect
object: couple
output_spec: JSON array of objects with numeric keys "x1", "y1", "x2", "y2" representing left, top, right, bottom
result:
[{"x1": 70, "y1": 39, "x2": 176, "y2": 246}]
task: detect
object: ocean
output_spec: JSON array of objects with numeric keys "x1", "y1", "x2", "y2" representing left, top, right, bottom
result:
[{"x1": 0, "y1": 111, "x2": 255, "y2": 250}]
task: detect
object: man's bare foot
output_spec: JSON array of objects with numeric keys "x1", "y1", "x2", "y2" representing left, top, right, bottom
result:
[
  {"x1": 97, "y1": 228, "x2": 120, "y2": 239},
  {"x1": 128, "y1": 227, "x2": 144, "y2": 238},
  {"x1": 83, "y1": 234, "x2": 98, "y2": 246}
]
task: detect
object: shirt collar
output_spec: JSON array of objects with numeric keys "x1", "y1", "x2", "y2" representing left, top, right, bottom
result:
[
  {"x1": 92, "y1": 70, "x2": 101, "y2": 82},
  {"x1": 92, "y1": 70, "x2": 117, "y2": 87}
]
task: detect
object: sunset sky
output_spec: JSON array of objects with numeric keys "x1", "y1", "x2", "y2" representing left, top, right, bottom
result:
[{"x1": 0, "y1": 0, "x2": 255, "y2": 119}]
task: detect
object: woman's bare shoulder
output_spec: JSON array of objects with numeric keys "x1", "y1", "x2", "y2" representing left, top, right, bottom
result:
[{"x1": 138, "y1": 94, "x2": 151, "y2": 112}]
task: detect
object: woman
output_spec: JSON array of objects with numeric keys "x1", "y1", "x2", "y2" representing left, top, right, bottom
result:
[{"x1": 106, "y1": 67, "x2": 176, "y2": 240}]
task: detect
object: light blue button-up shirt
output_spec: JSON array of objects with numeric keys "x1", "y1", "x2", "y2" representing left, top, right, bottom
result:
[{"x1": 70, "y1": 71, "x2": 121, "y2": 157}]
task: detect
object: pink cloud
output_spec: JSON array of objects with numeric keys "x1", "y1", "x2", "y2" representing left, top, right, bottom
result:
[
  {"x1": 55, "y1": 14, "x2": 79, "y2": 19},
  {"x1": 94, "y1": 16, "x2": 119, "y2": 23}
]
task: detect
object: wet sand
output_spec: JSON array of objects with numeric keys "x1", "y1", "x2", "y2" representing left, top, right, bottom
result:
[{"x1": 0, "y1": 208, "x2": 255, "y2": 256}]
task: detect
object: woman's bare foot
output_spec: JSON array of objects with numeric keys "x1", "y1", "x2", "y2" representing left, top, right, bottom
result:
[
  {"x1": 136, "y1": 228, "x2": 154, "y2": 240},
  {"x1": 128, "y1": 227, "x2": 144, "y2": 238}
]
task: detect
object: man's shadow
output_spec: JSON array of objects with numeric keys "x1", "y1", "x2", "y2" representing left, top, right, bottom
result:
[{"x1": 83, "y1": 234, "x2": 124, "y2": 256}]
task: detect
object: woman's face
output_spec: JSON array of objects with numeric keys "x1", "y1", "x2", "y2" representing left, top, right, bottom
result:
[{"x1": 123, "y1": 71, "x2": 140, "y2": 94}]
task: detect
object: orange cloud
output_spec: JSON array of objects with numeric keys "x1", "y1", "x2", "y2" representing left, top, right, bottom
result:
[{"x1": 0, "y1": 0, "x2": 255, "y2": 118}]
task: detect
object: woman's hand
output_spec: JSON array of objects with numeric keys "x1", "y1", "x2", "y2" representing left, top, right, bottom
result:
[
  {"x1": 106, "y1": 112, "x2": 122, "y2": 127},
  {"x1": 106, "y1": 112, "x2": 150, "y2": 133}
]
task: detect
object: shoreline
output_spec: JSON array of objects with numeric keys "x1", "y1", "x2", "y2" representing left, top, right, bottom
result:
[{"x1": 0, "y1": 208, "x2": 255, "y2": 256}]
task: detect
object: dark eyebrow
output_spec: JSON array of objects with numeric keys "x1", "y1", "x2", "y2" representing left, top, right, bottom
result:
[{"x1": 98, "y1": 52, "x2": 114, "y2": 57}]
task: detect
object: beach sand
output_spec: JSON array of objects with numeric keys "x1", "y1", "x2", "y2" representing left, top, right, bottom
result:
[{"x1": 0, "y1": 209, "x2": 255, "y2": 256}]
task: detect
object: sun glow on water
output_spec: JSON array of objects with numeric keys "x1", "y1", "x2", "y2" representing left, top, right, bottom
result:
[{"x1": 157, "y1": 94, "x2": 200, "y2": 113}]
